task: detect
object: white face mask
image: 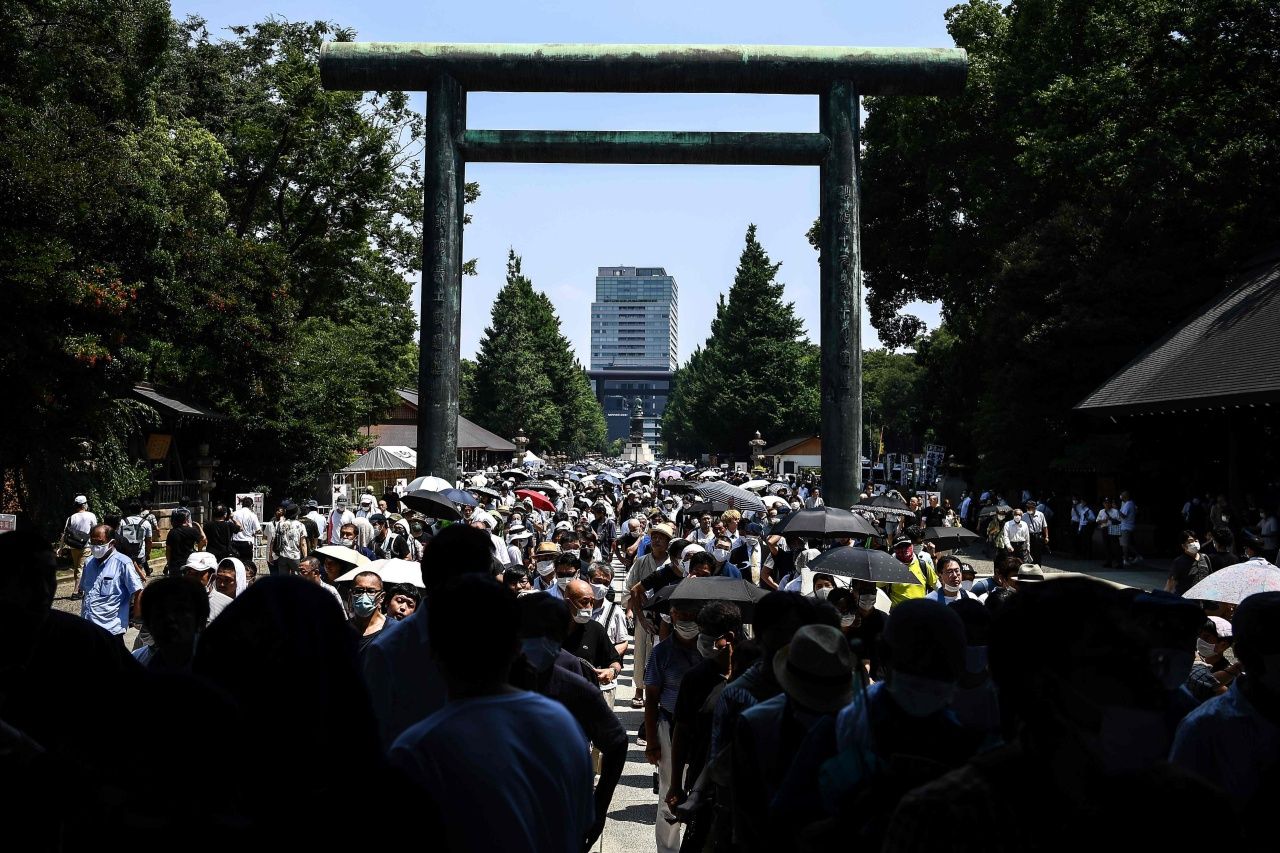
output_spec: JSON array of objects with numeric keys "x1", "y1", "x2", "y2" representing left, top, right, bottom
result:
[
  {"x1": 943, "y1": 583, "x2": 960, "y2": 594},
  {"x1": 573, "y1": 608, "x2": 592, "y2": 625},
  {"x1": 1196, "y1": 638, "x2": 1218, "y2": 659},
  {"x1": 712, "y1": 548, "x2": 729, "y2": 563},
  {"x1": 1185, "y1": 541, "x2": 1201, "y2": 555},
  {"x1": 697, "y1": 634, "x2": 721, "y2": 659},
  {"x1": 814, "y1": 587, "x2": 831, "y2": 600},
  {"x1": 673, "y1": 620, "x2": 700, "y2": 640},
  {"x1": 90, "y1": 542, "x2": 111, "y2": 560},
  {"x1": 591, "y1": 583, "x2": 608, "y2": 601},
  {"x1": 840, "y1": 614, "x2": 856, "y2": 628},
  {"x1": 555, "y1": 576, "x2": 572, "y2": 590},
  {"x1": 340, "y1": 537, "x2": 355, "y2": 547},
  {"x1": 960, "y1": 579, "x2": 974, "y2": 592},
  {"x1": 858, "y1": 593, "x2": 878, "y2": 611},
  {"x1": 536, "y1": 560, "x2": 555, "y2": 577}
]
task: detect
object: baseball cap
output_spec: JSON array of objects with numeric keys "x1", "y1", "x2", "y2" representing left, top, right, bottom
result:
[
  {"x1": 369, "y1": 513, "x2": 387, "y2": 525},
  {"x1": 360, "y1": 495, "x2": 374, "y2": 506},
  {"x1": 306, "y1": 500, "x2": 318, "y2": 509},
  {"x1": 74, "y1": 495, "x2": 88, "y2": 506},
  {"x1": 553, "y1": 520, "x2": 573, "y2": 533},
  {"x1": 183, "y1": 552, "x2": 218, "y2": 572},
  {"x1": 1207, "y1": 615, "x2": 1233, "y2": 639},
  {"x1": 892, "y1": 536, "x2": 913, "y2": 549},
  {"x1": 335, "y1": 495, "x2": 349, "y2": 506}
]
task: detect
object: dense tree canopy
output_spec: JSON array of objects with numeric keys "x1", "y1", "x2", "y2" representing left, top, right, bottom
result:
[
  {"x1": 465, "y1": 252, "x2": 606, "y2": 457},
  {"x1": 0, "y1": 4, "x2": 461, "y2": 528},
  {"x1": 852, "y1": 0, "x2": 1280, "y2": 485},
  {"x1": 663, "y1": 226, "x2": 820, "y2": 458}
]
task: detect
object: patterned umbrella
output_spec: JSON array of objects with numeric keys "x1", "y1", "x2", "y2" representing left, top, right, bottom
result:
[
  {"x1": 1183, "y1": 560, "x2": 1280, "y2": 604},
  {"x1": 694, "y1": 481, "x2": 766, "y2": 513}
]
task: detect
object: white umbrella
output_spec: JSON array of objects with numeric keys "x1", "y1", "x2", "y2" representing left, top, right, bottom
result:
[
  {"x1": 470, "y1": 473, "x2": 488, "y2": 488},
  {"x1": 1183, "y1": 560, "x2": 1280, "y2": 604},
  {"x1": 742, "y1": 479, "x2": 771, "y2": 492},
  {"x1": 314, "y1": 545, "x2": 371, "y2": 567},
  {"x1": 761, "y1": 495, "x2": 789, "y2": 509},
  {"x1": 697, "y1": 470, "x2": 722, "y2": 480},
  {"x1": 407, "y1": 475, "x2": 452, "y2": 493},
  {"x1": 335, "y1": 558, "x2": 423, "y2": 587}
]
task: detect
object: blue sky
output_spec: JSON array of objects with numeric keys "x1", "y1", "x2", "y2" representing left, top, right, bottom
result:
[{"x1": 170, "y1": 0, "x2": 956, "y2": 362}]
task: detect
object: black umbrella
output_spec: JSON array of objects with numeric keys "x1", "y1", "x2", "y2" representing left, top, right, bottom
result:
[
  {"x1": 442, "y1": 487, "x2": 479, "y2": 507},
  {"x1": 694, "y1": 481, "x2": 766, "y2": 513},
  {"x1": 520, "y1": 481, "x2": 563, "y2": 495},
  {"x1": 922, "y1": 526, "x2": 981, "y2": 547},
  {"x1": 500, "y1": 468, "x2": 529, "y2": 481},
  {"x1": 977, "y1": 504, "x2": 1012, "y2": 519},
  {"x1": 807, "y1": 546, "x2": 922, "y2": 585},
  {"x1": 866, "y1": 493, "x2": 917, "y2": 519},
  {"x1": 651, "y1": 575, "x2": 769, "y2": 621},
  {"x1": 770, "y1": 506, "x2": 878, "y2": 539},
  {"x1": 470, "y1": 486, "x2": 501, "y2": 500},
  {"x1": 398, "y1": 489, "x2": 463, "y2": 521},
  {"x1": 684, "y1": 500, "x2": 730, "y2": 516}
]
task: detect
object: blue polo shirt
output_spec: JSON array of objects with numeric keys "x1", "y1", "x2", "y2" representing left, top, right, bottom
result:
[{"x1": 80, "y1": 548, "x2": 142, "y2": 635}]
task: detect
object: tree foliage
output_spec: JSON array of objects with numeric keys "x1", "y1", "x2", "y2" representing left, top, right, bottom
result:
[
  {"x1": 663, "y1": 226, "x2": 819, "y2": 458},
  {"x1": 851, "y1": 0, "x2": 1280, "y2": 485},
  {"x1": 0, "y1": 4, "x2": 473, "y2": 529},
  {"x1": 466, "y1": 252, "x2": 607, "y2": 456}
]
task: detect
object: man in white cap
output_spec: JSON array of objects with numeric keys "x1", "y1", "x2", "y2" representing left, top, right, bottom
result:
[
  {"x1": 181, "y1": 551, "x2": 233, "y2": 624},
  {"x1": 61, "y1": 495, "x2": 97, "y2": 600},
  {"x1": 327, "y1": 496, "x2": 354, "y2": 544}
]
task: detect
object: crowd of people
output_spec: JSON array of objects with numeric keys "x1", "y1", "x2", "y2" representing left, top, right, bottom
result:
[{"x1": 5, "y1": 467, "x2": 1279, "y2": 852}]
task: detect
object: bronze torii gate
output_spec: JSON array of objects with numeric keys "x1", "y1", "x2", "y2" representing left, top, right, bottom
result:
[{"x1": 320, "y1": 42, "x2": 966, "y2": 509}]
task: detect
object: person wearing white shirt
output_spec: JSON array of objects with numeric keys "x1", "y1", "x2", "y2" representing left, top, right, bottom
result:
[
  {"x1": 1002, "y1": 510, "x2": 1031, "y2": 562},
  {"x1": 1070, "y1": 498, "x2": 1097, "y2": 559},
  {"x1": 1023, "y1": 501, "x2": 1049, "y2": 565},
  {"x1": 588, "y1": 563, "x2": 629, "y2": 660},
  {"x1": 327, "y1": 497, "x2": 355, "y2": 544},
  {"x1": 231, "y1": 497, "x2": 260, "y2": 565},
  {"x1": 1099, "y1": 498, "x2": 1123, "y2": 567},
  {"x1": 1118, "y1": 490, "x2": 1140, "y2": 565}
]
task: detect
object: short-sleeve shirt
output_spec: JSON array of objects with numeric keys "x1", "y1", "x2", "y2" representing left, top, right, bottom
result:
[
  {"x1": 1119, "y1": 501, "x2": 1137, "y2": 531},
  {"x1": 81, "y1": 549, "x2": 142, "y2": 635},
  {"x1": 65, "y1": 510, "x2": 97, "y2": 544},
  {"x1": 563, "y1": 619, "x2": 622, "y2": 670},
  {"x1": 275, "y1": 519, "x2": 305, "y2": 560},
  {"x1": 232, "y1": 507, "x2": 260, "y2": 542},
  {"x1": 644, "y1": 636, "x2": 701, "y2": 715},
  {"x1": 165, "y1": 525, "x2": 202, "y2": 574},
  {"x1": 389, "y1": 692, "x2": 593, "y2": 853}
]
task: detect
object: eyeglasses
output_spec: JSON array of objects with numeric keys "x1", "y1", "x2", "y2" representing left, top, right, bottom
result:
[{"x1": 298, "y1": 569, "x2": 319, "y2": 577}]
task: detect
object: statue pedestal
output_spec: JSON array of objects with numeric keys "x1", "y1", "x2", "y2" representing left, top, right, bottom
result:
[{"x1": 627, "y1": 441, "x2": 654, "y2": 465}]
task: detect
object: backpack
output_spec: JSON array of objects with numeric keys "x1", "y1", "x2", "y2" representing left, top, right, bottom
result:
[
  {"x1": 118, "y1": 516, "x2": 148, "y2": 558},
  {"x1": 64, "y1": 516, "x2": 89, "y2": 549},
  {"x1": 1187, "y1": 553, "x2": 1215, "y2": 587}
]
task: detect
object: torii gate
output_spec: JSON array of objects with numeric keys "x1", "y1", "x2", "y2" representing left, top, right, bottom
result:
[{"x1": 320, "y1": 42, "x2": 966, "y2": 509}]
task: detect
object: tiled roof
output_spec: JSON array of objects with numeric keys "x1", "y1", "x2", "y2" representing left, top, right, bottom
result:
[
  {"x1": 1076, "y1": 250, "x2": 1280, "y2": 414},
  {"x1": 132, "y1": 383, "x2": 224, "y2": 420},
  {"x1": 386, "y1": 391, "x2": 516, "y2": 451}
]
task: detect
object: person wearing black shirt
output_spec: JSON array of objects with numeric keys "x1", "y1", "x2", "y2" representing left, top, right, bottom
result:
[
  {"x1": 563, "y1": 579, "x2": 623, "y2": 685},
  {"x1": 666, "y1": 600, "x2": 743, "y2": 852},
  {"x1": 204, "y1": 505, "x2": 238, "y2": 561},
  {"x1": 922, "y1": 495, "x2": 945, "y2": 529},
  {"x1": 164, "y1": 509, "x2": 205, "y2": 577},
  {"x1": 829, "y1": 585, "x2": 886, "y2": 681},
  {"x1": 1166, "y1": 530, "x2": 1204, "y2": 596}
]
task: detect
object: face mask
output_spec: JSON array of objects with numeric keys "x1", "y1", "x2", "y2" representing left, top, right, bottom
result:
[
  {"x1": 858, "y1": 593, "x2": 878, "y2": 611},
  {"x1": 1185, "y1": 541, "x2": 1200, "y2": 555},
  {"x1": 840, "y1": 614, "x2": 856, "y2": 628},
  {"x1": 555, "y1": 576, "x2": 572, "y2": 590},
  {"x1": 352, "y1": 592, "x2": 378, "y2": 617},
  {"x1": 521, "y1": 637, "x2": 561, "y2": 673},
  {"x1": 573, "y1": 608, "x2": 592, "y2": 625},
  {"x1": 591, "y1": 583, "x2": 608, "y2": 601},
  {"x1": 895, "y1": 546, "x2": 914, "y2": 564},
  {"x1": 1196, "y1": 638, "x2": 1218, "y2": 659},
  {"x1": 814, "y1": 587, "x2": 831, "y2": 601},
  {"x1": 960, "y1": 579, "x2": 973, "y2": 592},
  {"x1": 697, "y1": 634, "x2": 721, "y2": 659},
  {"x1": 965, "y1": 645, "x2": 989, "y2": 674},
  {"x1": 791, "y1": 502, "x2": 802, "y2": 510},
  {"x1": 90, "y1": 543, "x2": 111, "y2": 560},
  {"x1": 340, "y1": 537, "x2": 355, "y2": 547},
  {"x1": 943, "y1": 583, "x2": 960, "y2": 594},
  {"x1": 674, "y1": 620, "x2": 700, "y2": 640},
  {"x1": 887, "y1": 671, "x2": 955, "y2": 717},
  {"x1": 536, "y1": 561, "x2": 555, "y2": 577},
  {"x1": 712, "y1": 548, "x2": 729, "y2": 562}
]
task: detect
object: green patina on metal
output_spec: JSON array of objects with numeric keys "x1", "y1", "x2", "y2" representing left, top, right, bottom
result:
[
  {"x1": 321, "y1": 41, "x2": 966, "y2": 95},
  {"x1": 320, "y1": 43, "x2": 966, "y2": 495},
  {"x1": 461, "y1": 130, "x2": 830, "y2": 166}
]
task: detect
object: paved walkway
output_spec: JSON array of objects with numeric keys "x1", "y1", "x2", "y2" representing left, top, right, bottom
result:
[{"x1": 945, "y1": 545, "x2": 1169, "y2": 590}]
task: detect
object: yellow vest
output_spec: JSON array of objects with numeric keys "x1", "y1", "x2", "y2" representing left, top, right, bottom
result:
[{"x1": 887, "y1": 556, "x2": 938, "y2": 608}]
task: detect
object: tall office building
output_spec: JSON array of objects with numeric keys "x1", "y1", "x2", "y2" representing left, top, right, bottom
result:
[{"x1": 587, "y1": 266, "x2": 678, "y2": 448}]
